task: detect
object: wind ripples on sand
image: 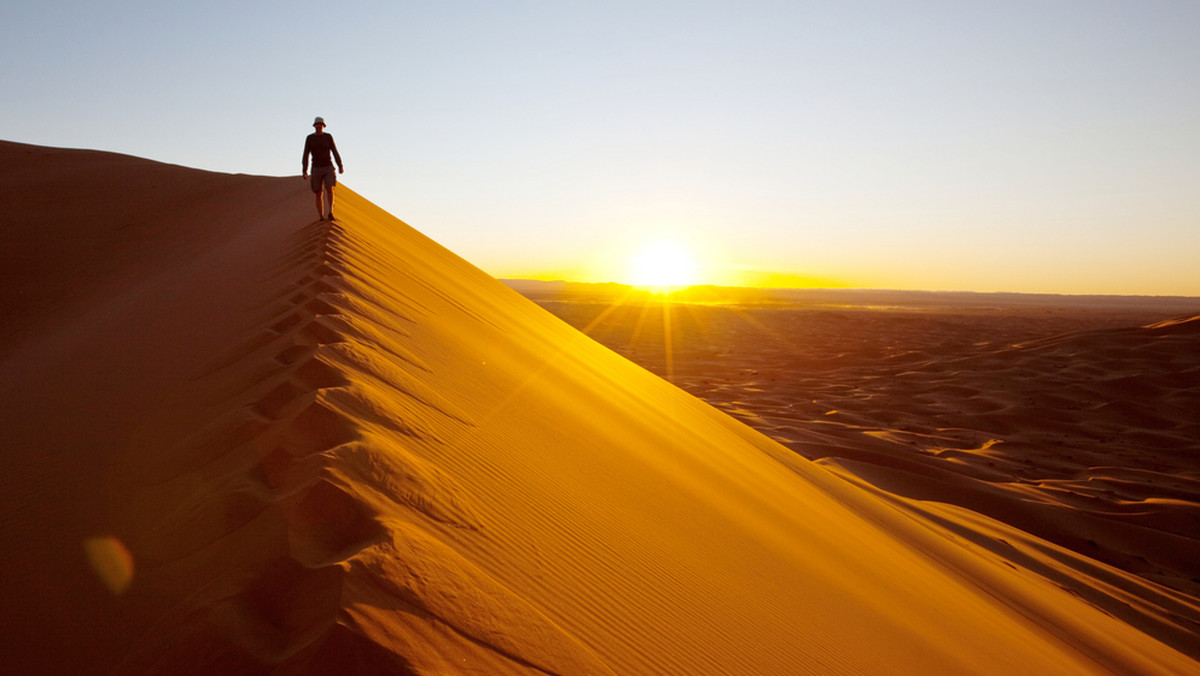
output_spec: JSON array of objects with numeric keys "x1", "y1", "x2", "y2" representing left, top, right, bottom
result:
[{"x1": 533, "y1": 295, "x2": 1200, "y2": 659}]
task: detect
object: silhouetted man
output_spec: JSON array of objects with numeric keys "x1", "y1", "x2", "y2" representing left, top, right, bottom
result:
[{"x1": 302, "y1": 116, "x2": 344, "y2": 221}]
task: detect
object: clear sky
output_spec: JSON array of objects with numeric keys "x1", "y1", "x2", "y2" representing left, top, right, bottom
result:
[{"x1": 4, "y1": 1, "x2": 1198, "y2": 295}]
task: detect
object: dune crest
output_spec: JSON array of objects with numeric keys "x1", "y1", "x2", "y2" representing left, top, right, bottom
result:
[{"x1": 2, "y1": 141, "x2": 1197, "y2": 674}]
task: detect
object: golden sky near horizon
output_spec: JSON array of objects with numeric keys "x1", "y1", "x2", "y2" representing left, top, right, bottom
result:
[{"x1": 3, "y1": 1, "x2": 1198, "y2": 295}]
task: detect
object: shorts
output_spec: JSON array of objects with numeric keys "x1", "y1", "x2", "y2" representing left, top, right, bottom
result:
[{"x1": 310, "y1": 164, "x2": 337, "y2": 193}]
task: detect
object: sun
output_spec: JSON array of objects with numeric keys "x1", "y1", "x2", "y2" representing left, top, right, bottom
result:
[{"x1": 628, "y1": 240, "x2": 699, "y2": 292}]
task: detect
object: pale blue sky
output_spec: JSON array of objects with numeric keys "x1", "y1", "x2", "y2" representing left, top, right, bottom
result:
[{"x1": 4, "y1": 1, "x2": 1198, "y2": 294}]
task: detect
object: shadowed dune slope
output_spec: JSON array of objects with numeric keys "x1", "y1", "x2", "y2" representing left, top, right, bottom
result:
[{"x1": 2, "y1": 141, "x2": 1197, "y2": 674}]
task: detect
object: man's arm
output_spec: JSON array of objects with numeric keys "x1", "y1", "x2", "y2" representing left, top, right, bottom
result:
[
  {"x1": 330, "y1": 137, "x2": 344, "y2": 173},
  {"x1": 301, "y1": 137, "x2": 311, "y2": 177}
]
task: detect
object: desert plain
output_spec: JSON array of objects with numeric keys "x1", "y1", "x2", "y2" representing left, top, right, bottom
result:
[{"x1": 3, "y1": 140, "x2": 1199, "y2": 674}]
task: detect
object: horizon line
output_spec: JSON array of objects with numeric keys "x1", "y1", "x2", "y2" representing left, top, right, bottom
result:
[{"x1": 498, "y1": 277, "x2": 1200, "y2": 302}]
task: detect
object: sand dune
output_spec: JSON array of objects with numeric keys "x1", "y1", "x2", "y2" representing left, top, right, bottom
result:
[
  {"x1": 2, "y1": 140, "x2": 1198, "y2": 674},
  {"x1": 534, "y1": 294, "x2": 1200, "y2": 664}
]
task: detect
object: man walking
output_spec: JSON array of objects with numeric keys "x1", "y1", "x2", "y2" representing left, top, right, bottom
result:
[{"x1": 302, "y1": 116, "x2": 344, "y2": 221}]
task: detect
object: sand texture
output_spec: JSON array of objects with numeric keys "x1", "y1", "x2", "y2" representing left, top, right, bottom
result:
[
  {"x1": 2, "y1": 140, "x2": 1198, "y2": 674},
  {"x1": 533, "y1": 294, "x2": 1200, "y2": 661}
]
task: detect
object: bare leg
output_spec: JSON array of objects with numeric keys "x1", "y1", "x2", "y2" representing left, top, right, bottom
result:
[
  {"x1": 313, "y1": 191, "x2": 324, "y2": 220},
  {"x1": 325, "y1": 185, "x2": 336, "y2": 220}
]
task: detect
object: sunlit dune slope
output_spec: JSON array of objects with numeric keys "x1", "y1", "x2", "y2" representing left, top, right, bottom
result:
[{"x1": 1, "y1": 140, "x2": 1196, "y2": 674}]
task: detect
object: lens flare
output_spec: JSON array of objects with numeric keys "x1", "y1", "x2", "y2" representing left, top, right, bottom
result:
[{"x1": 84, "y1": 536, "x2": 134, "y2": 595}]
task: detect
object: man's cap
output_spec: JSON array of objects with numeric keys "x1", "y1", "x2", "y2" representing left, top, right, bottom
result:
[{"x1": 313, "y1": 116, "x2": 326, "y2": 127}]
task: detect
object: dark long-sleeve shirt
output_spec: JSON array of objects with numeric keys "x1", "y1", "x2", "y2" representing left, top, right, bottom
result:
[{"x1": 303, "y1": 133, "x2": 343, "y2": 171}]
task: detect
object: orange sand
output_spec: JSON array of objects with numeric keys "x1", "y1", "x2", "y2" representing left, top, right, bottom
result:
[
  {"x1": 2, "y1": 140, "x2": 1197, "y2": 674},
  {"x1": 536, "y1": 295, "x2": 1200, "y2": 660}
]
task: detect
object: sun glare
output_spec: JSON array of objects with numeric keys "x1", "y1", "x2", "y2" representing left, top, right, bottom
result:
[{"x1": 628, "y1": 240, "x2": 699, "y2": 292}]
